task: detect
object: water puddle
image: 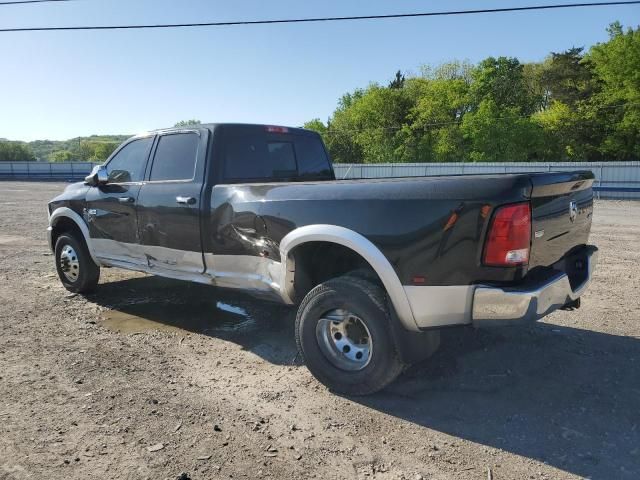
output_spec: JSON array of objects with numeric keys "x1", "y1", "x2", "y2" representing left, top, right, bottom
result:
[{"x1": 100, "y1": 298, "x2": 258, "y2": 335}]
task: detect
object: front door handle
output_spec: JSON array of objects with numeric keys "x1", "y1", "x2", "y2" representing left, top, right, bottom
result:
[
  {"x1": 176, "y1": 196, "x2": 196, "y2": 205},
  {"x1": 118, "y1": 196, "x2": 135, "y2": 203}
]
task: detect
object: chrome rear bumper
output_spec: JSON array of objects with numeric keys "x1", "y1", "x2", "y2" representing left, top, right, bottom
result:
[{"x1": 472, "y1": 246, "x2": 598, "y2": 327}]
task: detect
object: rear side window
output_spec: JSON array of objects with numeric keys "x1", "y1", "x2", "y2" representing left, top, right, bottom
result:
[
  {"x1": 267, "y1": 142, "x2": 297, "y2": 177},
  {"x1": 150, "y1": 133, "x2": 199, "y2": 181},
  {"x1": 222, "y1": 129, "x2": 332, "y2": 182},
  {"x1": 105, "y1": 137, "x2": 153, "y2": 183},
  {"x1": 295, "y1": 136, "x2": 333, "y2": 179}
]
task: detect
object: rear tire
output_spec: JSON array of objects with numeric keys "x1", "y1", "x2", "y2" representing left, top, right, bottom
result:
[
  {"x1": 54, "y1": 233, "x2": 100, "y2": 294},
  {"x1": 295, "y1": 275, "x2": 404, "y2": 395}
]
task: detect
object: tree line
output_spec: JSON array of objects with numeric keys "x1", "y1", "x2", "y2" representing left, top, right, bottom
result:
[
  {"x1": 304, "y1": 22, "x2": 639, "y2": 163},
  {"x1": 0, "y1": 121, "x2": 201, "y2": 163},
  {"x1": 0, "y1": 135, "x2": 128, "y2": 162}
]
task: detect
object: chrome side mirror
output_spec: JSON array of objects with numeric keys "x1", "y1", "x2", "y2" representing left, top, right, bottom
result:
[{"x1": 85, "y1": 165, "x2": 109, "y2": 186}]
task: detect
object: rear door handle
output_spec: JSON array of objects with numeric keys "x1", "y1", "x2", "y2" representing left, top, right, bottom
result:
[
  {"x1": 176, "y1": 196, "x2": 196, "y2": 205},
  {"x1": 118, "y1": 196, "x2": 135, "y2": 203}
]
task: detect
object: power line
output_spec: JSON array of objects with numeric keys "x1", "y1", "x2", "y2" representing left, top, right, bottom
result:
[
  {"x1": 0, "y1": 0, "x2": 72, "y2": 5},
  {"x1": 0, "y1": 1, "x2": 638, "y2": 32}
]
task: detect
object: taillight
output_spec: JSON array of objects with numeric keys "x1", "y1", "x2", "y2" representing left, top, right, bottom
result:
[
  {"x1": 483, "y1": 202, "x2": 531, "y2": 267},
  {"x1": 265, "y1": 125, "x2": 289, "y2": 134}
]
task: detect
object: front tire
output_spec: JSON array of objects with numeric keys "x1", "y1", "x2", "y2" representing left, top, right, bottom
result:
[
  {"x1": 54, "y1": 233, "x2": 100, "y2": 294},
  {"x1": 295, "y1": 276, "x2": 404, "y2": 395}
]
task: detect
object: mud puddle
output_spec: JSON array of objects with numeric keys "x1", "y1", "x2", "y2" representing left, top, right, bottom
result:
[{"x1": 100, "y1": 298, "x2": 259, "y2": 335}]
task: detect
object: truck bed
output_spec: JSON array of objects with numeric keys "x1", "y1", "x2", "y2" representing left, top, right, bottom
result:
[{"x1": 210, "y1": 171, "x2": 594, "y2": 288}]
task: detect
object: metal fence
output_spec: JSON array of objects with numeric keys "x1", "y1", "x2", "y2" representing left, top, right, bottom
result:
[
  {"x1": 0, "y1": 161, "x2": 95, "y2": 181},
  {"x1": 1, "y1": 161, "x2": 639, "y2": 199},
  {"x1": 334, "y1": 162, "x2": 640, "y2": 199}
]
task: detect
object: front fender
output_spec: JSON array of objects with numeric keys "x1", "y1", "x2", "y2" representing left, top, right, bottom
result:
[{"x1": 48, "y1": 207, "x2": 100, "y2": 266}]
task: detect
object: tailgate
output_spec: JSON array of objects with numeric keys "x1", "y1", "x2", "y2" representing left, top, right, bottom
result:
[{"x1": 528, "y1": 171, "x2": 594, "y2": 268}]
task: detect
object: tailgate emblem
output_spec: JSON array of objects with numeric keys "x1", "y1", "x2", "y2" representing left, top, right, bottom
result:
[{"x1": 569, "y1": 201, "x2": 578, "y2": 223}]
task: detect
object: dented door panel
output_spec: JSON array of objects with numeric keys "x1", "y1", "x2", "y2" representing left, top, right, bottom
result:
[{"x1": 85, "y1": 183, "x2": 145, "y2": 264}]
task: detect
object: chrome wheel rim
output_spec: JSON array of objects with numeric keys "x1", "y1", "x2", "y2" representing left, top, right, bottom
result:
[
  {"x1": 59, "y1": 244, "x2": 80, "y2": 282},
  {"x1": 316, "y1": 308, "x2": 372, "y2": 371}
]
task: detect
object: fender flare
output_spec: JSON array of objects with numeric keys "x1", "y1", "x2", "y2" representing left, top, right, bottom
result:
[
  {"x1": 279, "y1": 224, "x2": 419, "y2": 331},
  {"x1": 49, "y1": 207, "x2": 101, "y2": 266}
]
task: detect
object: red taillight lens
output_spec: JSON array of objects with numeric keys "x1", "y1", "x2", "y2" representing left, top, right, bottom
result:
[
  {"x1": 483, "y1": 202, "x2": 531, "y2": 267},
  {"x1": 265, "y1": 125, "x2": 289, "y2": 134}
]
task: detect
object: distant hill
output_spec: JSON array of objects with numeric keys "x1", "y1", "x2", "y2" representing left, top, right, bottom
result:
[
  {"x1": 27, "y1": 135, "x2": 131, "y2": 161},
  {"x1": 3, "y1": 120, "x2": 201, "y2": 162}
]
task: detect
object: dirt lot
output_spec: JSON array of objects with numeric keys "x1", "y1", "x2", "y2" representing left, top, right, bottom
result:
[{"x1": 0, "y1": 181, "x2": 639, "y2": 480}]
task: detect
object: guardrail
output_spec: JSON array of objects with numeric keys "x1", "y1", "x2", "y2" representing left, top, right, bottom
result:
[
  {"x1": 0, "y1": 161, "x2": 95, "y2": 181},
  {"x1": 1, "y1": 161, "x2": 639, "y2": 199}
]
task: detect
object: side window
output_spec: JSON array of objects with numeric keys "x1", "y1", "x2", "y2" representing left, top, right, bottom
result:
[
  {"x1": 149, "y1": 133, "x2": 199, "y2": 181},
  {"x1": 224, "y1": 134, "x2": 264, "y2": 179},
  {"x1": 294, "y1": 136, "x2": 332, "y2": 179},
  {"x1": 267, "y1": 142, "x2": 296, "y2": 177},
  {"x1": 221, "y1": 129, "x2": 333, "y2": 182},
  {"x1": 105, "y1": 137, "x2": 153, "y2": 183},
  {"x1": 223, "y1": 135, "x2": 297, "y2": 180}
]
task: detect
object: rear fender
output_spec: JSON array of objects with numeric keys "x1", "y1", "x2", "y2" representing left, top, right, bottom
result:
[{"x1": 279, "y1": 224, "x2": 419, "y2": 332}]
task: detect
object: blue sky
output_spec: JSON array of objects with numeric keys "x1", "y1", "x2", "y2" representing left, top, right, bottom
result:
[{"x1": 1, "y1": 0, "x2": 638, "y2": 141}]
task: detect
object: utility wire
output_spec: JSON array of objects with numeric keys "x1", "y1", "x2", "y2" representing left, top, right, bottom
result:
[
  {"x1": 0, "y1": 0, "x2": 72, "y2": 5},
  {"x1": 0, "y1": 1, "x2": 638, "y2": 32}
]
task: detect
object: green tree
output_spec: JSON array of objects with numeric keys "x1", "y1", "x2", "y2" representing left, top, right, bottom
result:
[
  {"x1": 328, "y1": 84, "x2": 414, "y2": 163},
  {"x1": 174, "y1": 119, "x2": 202, "y2": 127},
  {"x1": 542, "y1": 47, "x2": 595, "y2": 106},
  {"x1": 303, "y1": 118, "x2": 327, "y2": 136},
  {"x1": 586, "y1": 22, "x2": 640, "y2": 159},
  {"x1": 471, "y1": 57, "x2": 537, "y2": 114},
  {"x1": 388, "y1": 70, "x2": 406, "y2": 89},
  {"x1": 50, "y1": 150, "x2": 74, "y2": 162},
  {"x1": 396, "y1": 77, "x2": 470, "y2": 162},
  {"x1": 462, "y1": 99, "x2": 545, "y2": 161},
  {"x1": 421, "y1": 60, "x2": 474, "y2": 84},
  {"x1": 0, "y1": 141, "x2": 35, "y2": 161},
  {"x1": 523, "y1": 60, "x2": 552, "y2": 111},
  {"x1": 90, "y1": 142, "x2": 119, "y2": 161},
  {"x1": 307, "y1": 23, "x2": 638, "y2": 163}
]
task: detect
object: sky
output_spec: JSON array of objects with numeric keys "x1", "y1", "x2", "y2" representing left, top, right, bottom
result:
[{"x1": 0, "y1": 0, "x2": 638, "y2": 141}]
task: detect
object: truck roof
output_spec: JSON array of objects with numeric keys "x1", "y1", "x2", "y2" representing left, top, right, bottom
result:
[{"x1": 138, "y1": 123, "x2": 315, "y2": 138}]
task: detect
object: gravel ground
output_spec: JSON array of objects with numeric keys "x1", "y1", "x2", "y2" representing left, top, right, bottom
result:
[{"x1": 0, "y1": 181, "x2": 639, "y2": 480}]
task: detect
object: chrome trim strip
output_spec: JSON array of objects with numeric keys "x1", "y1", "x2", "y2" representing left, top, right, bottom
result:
[
  {"x1": 93, "y1": 241, "x2": 207, "y2": 275},
  {"x1": 92, "y1": 238, "x2": 147, "y2": 266},
  {"x1": 204, "y1": 253, "x2": 282, "y2": 293},
  {"x1": 48, "y1": 207, "x2": 101, "y2": 266},
  {"x1": 99, "y1": 251, "x2": 284, "y2": 301},
  {"x1": 139, "y1": 244, "x2": 204, "y2": 273},
  {"x1": 99, "y1": 257, "x2": 214, "y2": 286},
  {"x1": 90, "y1": 242, "x2": 285, "y2": 300},
  {"x1": 472, "y1": 247, "x2": 598, "y2": 326},
  {"x1": 279, "y1": 225, "x2": 419, "y2": 331}
]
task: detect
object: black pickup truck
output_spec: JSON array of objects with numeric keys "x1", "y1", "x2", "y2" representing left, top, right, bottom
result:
[{"x1": 47, "y1": 123, "x2": 598, "y2": 395}]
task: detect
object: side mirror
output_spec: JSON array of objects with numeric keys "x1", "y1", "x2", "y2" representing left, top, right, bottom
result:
[{"x1": 85, "y1": 165, "x2": 109, "y2": 186}]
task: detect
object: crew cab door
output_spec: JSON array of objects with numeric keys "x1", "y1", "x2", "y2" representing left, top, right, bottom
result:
[
  {"x1": 86, "y1": 136, "x2": 154, "y2": 265},
  {"x1": 136, "y1": 130, "x2": 207, "y2": 275}
]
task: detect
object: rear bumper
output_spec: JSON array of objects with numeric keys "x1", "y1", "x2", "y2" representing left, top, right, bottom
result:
[{"x1": 472, "y1": 246, "x2": 598, "y2": 327}]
